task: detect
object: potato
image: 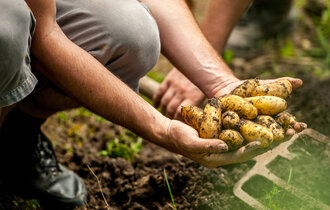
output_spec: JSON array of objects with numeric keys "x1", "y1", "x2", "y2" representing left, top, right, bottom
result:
[
  {"x1": 199, "y1": 98, "x2": 222, "y2": 139},
  {"x1": 251, "y1": 79, "x2": 292, "y2": 99},
  {"x1": 245, "y1": 96, "x2": 287, "y2": 115},
  {"x1": 181, "y1": 105, "x2": 203, "y2": 131},
  {"x1": 239, "y1": 119, "x2": 273, "y2": 148},
  {"x1": 275, "y1": 111, "x2": 296, "y2": 129},
  {"x1": 222, "y1": 111, "x2": 240, "y2": 130},
  {"x1": 231, "y1": 79, "x2": 260, "y2": 97},
  {"x1": 255, "y1": 115, "x2": 285, "y2": 142},
  {"x1": 219, "y1": 129, "x2": 244, "y2": 151},
  {"x1": 220, "y1": 95, "x2": 258, "y2": 120}
]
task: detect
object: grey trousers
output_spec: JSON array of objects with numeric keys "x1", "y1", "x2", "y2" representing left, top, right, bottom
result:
[{"x1": 0, "y1": 0, "x2": 161, "y2": 107}]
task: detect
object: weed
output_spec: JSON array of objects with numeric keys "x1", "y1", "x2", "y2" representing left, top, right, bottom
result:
[
  {"x1": 223, "y1": 49, "x2": 235, "y2": 64},
  {"x1": 163, "y1": 168, "x2": 177, "y2": 210},
  {"x1": 78, "y1": 107, "x2": 93, "y2": 118},
  {"x1": 279, "y1": 39, "x2": 295, "y2": 58},
  {"x1": 58, "y1": 111, "x2": 68, "y2": 122},
  {"x1": 12, "y1": 198, "x2": 40, "y2": 209},
  {"x1": 264, "y1": 166, "x2": 294, "y2": 210},
  {"x1": 264, "y1": 185, "x2": 281, "y2": 210},
  {"x1": 100, "y1": 130, "x2": 143, "y2": 162}
]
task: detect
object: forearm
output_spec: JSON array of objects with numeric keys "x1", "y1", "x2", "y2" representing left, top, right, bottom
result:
[
  {"x1": 31, "y1": 25, "x2": 172, "y2": 150},
  {"x1": 142, "y1": 0, "x2": 239, "y2": 97},
  {"x1": 201, "y1": 0, "x2": 252, "y2": 53}
]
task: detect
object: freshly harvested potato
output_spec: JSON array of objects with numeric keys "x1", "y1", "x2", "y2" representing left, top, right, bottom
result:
[
  {"x1": 255, "y1": 115, "x2": 285, "y2": 142},
  {"x1": 245, "y1": 96, "x2": 287, "y2": 115},
  {"x1": 181, "y1": 105, "x2": 203, "y2": 131},
  {"x1": 239, "y1": 119, "x2": 274, "y2": 148},
  {"x1": 220, "y1": 95, "x2": 258, "y2": 120},
  {"x1": 251, "y1": 79, "x2": 292, "y2": 99},
  {"x1": 199, "y1": 98, "x2": 222, "y2": 139},
  {"x1": 222, "y1": 111, "x2": 240, "y2": 130},
  {"x1": 231, "y1": 79, "x2": 260, "y2": 97},
  {"x1": 219, "y1": 129, "x2": 244, "y2": 151},
  {"x1": 275, "y1": 111, "x2": 296, "y2": 129}
]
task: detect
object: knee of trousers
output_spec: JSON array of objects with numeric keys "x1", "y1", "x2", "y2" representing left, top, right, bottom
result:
[
  {"x1": 0, "y1": 1, "x2": 35, "y2": 93},
  {"x1": 91, "y1": 0, "x2": 161, "y2": 75}
]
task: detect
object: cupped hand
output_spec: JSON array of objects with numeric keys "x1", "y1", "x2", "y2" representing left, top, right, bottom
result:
[
  {"x1": 153, "y1": 68, "x2": 205, "y2": 119},
  {"x1": 166, "y1": 119, "x2": 263, "y2": 167},
  {"x1": 167, "y1": 119, "x2": 307, "y2": 168}
]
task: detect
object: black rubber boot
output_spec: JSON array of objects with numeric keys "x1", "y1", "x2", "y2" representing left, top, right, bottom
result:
[{"x1": 0, "y1": 108, "x2": 87, "y2": 209}]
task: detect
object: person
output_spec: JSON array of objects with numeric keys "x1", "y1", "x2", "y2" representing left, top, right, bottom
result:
[
  {"x1": 154, "y1": 0, "x2": 296, "y2": 119},
  {"x1": 0, "y1": 0, "x2": 304, "y2": 208}
]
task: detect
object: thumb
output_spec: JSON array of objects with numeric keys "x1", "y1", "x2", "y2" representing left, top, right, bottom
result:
[{"x1": 188, "y1": 138, "x2": 228, "y2": 153}]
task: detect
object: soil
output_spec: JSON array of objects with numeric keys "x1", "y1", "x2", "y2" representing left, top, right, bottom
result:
[{"x1": 40, "y1": 112, "x2": 255, "y2": 210}]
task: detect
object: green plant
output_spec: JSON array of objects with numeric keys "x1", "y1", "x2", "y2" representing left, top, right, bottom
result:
[
  {"x1": 223, "y1": 49, "x2": 235, "y2": 64},
  {"x1": 163, "y1": 168, "x2": 177, "y2": 210},
  {"x1": 264, "y1": 185, "x2": 281, "y2": 210},
  {"x1": 58, "y1": 111, "x2": 68, "y2": 122},
  {"x1": 264, "y1": 166, "x2": 294, "y2": 210},
  {"x1": 279, "y1": 39, "x2": 295, "y2": 58},
  {"x1": 100, "y1": 130, "x2": 143, "y2": 162},
  {"x1": 12, "y1": 198, "x2": 40, "y2": 209}
]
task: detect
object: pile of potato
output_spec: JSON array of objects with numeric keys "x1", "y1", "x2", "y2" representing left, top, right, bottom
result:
[{"x1": 181, "y1": 79, "x2": 299, "y2": 151}]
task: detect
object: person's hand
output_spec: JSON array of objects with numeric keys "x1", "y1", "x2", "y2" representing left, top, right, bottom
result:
[
  {"x1": 213, "y1": 77, "x2": 304, "y2": 97},
  {"x1": 153, "y1": 68, "x2": 205, "y2": 119},
  {"x1": 166, "y1": 119, "x2": 307, "y2": 168}
]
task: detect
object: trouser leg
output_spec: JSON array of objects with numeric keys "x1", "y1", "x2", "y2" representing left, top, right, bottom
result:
[
  {"x1": 18, "y1": 0, "x2": 161, "y2": 119},
  {"x1": 56, "y1": 0, "x2": 161, "y2": 91},
  {"x1": 0, "y1": 0, "x2": 37, "y2": 108}
]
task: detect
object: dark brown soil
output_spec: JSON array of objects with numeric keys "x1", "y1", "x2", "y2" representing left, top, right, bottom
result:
[{"x1": 40, "y1": 112, "x2": 255, "y2": 210}]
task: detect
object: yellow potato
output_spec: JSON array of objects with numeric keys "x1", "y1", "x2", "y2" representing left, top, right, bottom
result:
[
  {"x1": 222, "y1": 111, "x2": 240, "y2": 130},
  {"x1": 199, "y1": 97, "x2": 222, "y2": 139},
  {"x1": 255, "y1": 115, "x2": 285, "y2": 142},
  {"x1": 181, "y1": 105, "x2": 203, "y2": 131},
  {"x1": 231, "y1": 79, "x2": 260, "y2": 97},
  {"x1": 220, "y1": 95, "x2": 258, "y2": 120},
  {"x1": 245, "y1": 96, "x2": 287, "y2": 115},
  {"x1": 251, "y1": 79, "x2": 292, "y2": 99},
  {"x1": 275, "y1": 111, "x2": 296, "y2": 129},
  {"x1": 219, "y1": 129, "x2": 244, "y2": 151},
  {"x1": 239, "y1": 119, "x2": 274, "y2": 148}
]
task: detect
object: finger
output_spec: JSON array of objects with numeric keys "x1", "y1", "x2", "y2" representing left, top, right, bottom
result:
[
  {"x1": 165, "y1": 93, "x2": 184, "y2": 119},
  {"x1": 260, "y1": 77, "x2": 303, "y2": 90},
  {"x1": 279, "y1": 77, "x2": 303, "y2": 90},
  {"x1": 294, "y1": 122, "x2": 307, "y2": 132},
  {"x1": 286, "y1": 128, "x2": 296, "y2": 136},
  {"x1": 160, "y1": 88, "x2": 176, "y2": 114},
  {"x1": 153, "y1": 82, "x2": 169, "y2": 108},
  {"x1": 201, "y1": 141, "x2": 262, "y2": 168},
  {"x1": 241, "y1": 141, "x2": 261, "y2": 153},
  {"x1": 173, "y1": 99, "x2": 192, "y2": 120},
  {"x1": 188, "y1": 138, "x2": 228, "y2": 153}
]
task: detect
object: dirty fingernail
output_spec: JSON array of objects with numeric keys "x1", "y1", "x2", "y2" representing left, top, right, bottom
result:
[{"x1": 244, "y1": 142, "x2": 260, "y2": 152}]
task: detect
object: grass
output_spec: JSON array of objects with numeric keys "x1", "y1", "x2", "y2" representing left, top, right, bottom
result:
[
  {"x1": 264, "y1": 166, "x2": 293, "y2": 210},
  {"x1": 163, "y1": 168, "x2": 177, "y2": 210}
]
